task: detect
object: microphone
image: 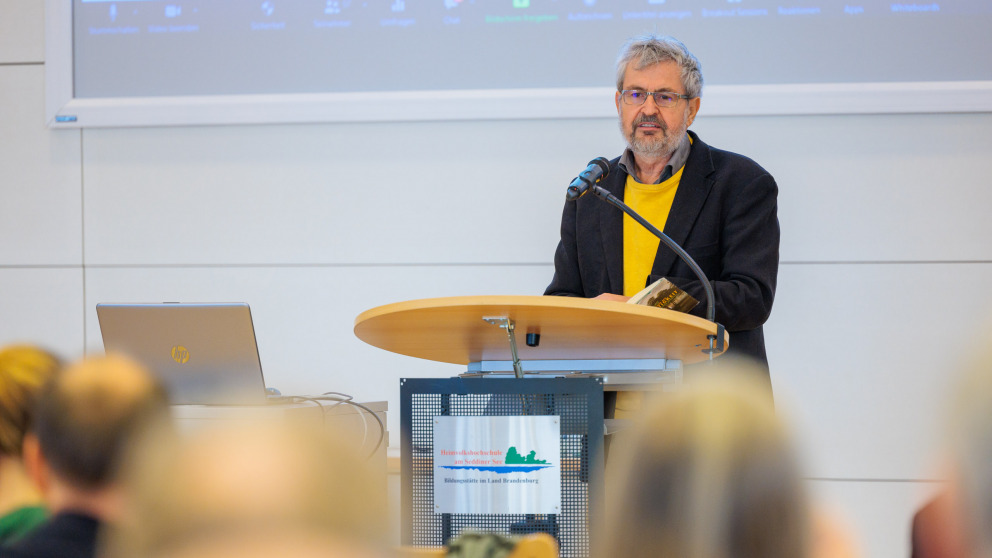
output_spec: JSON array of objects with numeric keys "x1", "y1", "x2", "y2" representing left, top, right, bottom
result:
[{"x1": 566, "y1": 157, "x2": 610, "y2": 201}]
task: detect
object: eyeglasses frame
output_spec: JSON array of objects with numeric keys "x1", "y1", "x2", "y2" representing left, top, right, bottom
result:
[{"x1": 619, "y1": 89, "x2": 693, "y2": 107}]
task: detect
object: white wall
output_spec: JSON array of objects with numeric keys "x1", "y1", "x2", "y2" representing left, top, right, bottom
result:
[{"x1": 5, "y1": 4, "x2": 992, "y2": 557}]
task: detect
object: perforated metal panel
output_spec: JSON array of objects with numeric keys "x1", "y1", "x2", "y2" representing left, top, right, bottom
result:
[{"x1": 401, "y1": 378, "x2": 604, "y2": 558}]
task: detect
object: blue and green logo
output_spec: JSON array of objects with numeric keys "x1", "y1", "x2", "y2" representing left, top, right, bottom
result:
[{"x1": 440, "y1": 446, "x2": 552, "y2": 473}]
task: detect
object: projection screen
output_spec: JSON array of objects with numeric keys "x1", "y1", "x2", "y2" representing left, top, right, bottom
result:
[{"x1": 45, "y1": 0, "x2": 992, "y2": 128}]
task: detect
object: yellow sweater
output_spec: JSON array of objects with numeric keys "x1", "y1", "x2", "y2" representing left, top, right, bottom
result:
[{"x1": 622, "y1": 165, "x2": 685, "y2": 297}]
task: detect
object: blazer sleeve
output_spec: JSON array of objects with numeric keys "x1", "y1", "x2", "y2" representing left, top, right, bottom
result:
[
  {"x1": 544, "y1": 197, "x2": 584, "y2": 297},
  {"x1": 654, "y1": 171, "x2": 780, "y2": 332}
]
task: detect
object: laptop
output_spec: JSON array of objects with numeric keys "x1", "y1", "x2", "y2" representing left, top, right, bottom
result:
[{"x1": 96, "y1": 302, "x2": 269, "y2": 406}]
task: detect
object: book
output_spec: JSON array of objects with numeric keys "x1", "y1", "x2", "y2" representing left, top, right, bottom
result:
[{"x1": 627, "y1": 277, "x2": 699, "y2": 313}]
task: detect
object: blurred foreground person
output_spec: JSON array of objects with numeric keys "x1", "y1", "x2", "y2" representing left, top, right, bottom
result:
[
  {"x1": 0, "y1": 346, "x2": 60, "y2": 544},
  {"x1": 599, "y1": 366, "x2": 857, "y2": 558},
  {"x1": 927, "y1": 347, "x2": 992, "y2": 558},
  {"x1": 104, "y1": 419, "x2": 390, "y2": 558},
  {"x1": 1, "y1": 354, "x2": 168, "y2": 558},
  {"x1": 911, "y1": 491, "x2": 966, "y2": 558}
]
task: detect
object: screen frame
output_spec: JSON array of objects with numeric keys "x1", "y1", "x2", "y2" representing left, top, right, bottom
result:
[{"x1": 45, "y1": 0, "x2": 992, "y2": 129}]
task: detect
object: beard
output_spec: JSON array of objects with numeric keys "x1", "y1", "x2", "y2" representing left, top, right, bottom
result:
[{"x1": 621, "y1": 113, "x2": 688, "y2": 159}]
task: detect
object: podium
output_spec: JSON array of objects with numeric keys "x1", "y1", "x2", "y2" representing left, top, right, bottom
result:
[
  {"x1": 354, "y1": 295, "x2": 727, "y2": 558},
  {"x1": 355, "y1": 295, "x2": 726, "y2": 386}
]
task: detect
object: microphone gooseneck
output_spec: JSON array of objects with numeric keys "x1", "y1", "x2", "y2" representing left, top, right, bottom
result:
[{"x1": 565, "y1": 158, "x2": 725, "y2": 357}]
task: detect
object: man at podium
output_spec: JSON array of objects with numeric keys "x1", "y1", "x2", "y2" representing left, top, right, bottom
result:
[{"x1": 545, "y1": 35, "x2": 780, "y2": 378}]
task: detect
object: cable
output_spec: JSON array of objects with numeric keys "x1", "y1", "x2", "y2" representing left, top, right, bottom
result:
[
  {"x1": 322, "y1": 396, "x2": 368, "y2": 449},
  {"x1": 285, "y1": 395, "x2": 328, "y2": 422},
  {"x1": 311, "y1": 391, "x2": 352, "y2": 412},
  {"x1": 268, "y1": 391, "x2": 385, "y2": 460},
  {"x1": 322, "y1": 395, "x2": 384, "y2": 460}
]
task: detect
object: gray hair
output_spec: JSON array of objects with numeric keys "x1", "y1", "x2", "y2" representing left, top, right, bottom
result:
[{"x1": 615, "y1": 35, "x2": 703, "y2": 99}]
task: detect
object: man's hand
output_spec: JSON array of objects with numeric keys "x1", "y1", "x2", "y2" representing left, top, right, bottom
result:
[{"x1": 593, "y1": 293, "x2": 631, "y2": 303}]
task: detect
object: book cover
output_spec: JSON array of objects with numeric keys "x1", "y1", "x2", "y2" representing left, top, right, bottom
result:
[{"x1": 627, "y1": 277, "x2": 699, "y2": 313}]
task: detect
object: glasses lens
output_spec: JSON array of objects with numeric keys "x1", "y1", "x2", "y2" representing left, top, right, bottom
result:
[
  {"x1": 624, "y1": 90, "x2": 645, "y2": 105},
  {"x1": 653, "y1": 93, "x2": 677, "y2": 106}
]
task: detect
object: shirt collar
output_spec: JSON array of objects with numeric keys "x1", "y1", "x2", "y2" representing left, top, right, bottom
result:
[{"x1": 618, "y1": 132, "x2": 692, "y2": 184}]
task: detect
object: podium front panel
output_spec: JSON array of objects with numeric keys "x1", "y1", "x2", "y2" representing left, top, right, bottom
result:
[{"x1": 400, "y1": 377, "x2": 604, "y2": 558}]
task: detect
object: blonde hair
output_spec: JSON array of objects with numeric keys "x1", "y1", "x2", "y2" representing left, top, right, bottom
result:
[
  {"x1": 0, "y1": 345, "x2": 60, "y2": 457},
  {"x1": 106, "y1": 420, "x2": 388, "y2": 558},
  {"x1": 599, "y1": 367, "x2": 809, "y2": 558}
]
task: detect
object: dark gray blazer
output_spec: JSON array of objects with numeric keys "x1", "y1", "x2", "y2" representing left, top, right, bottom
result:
[{"x1": 545, "y1": 130, "x2": 780, "y2": 371}]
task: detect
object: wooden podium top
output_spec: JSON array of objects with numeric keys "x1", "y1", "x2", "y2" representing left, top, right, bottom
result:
[{"x1": 353, "y1": 295, "x2": 726, "y2": 365}]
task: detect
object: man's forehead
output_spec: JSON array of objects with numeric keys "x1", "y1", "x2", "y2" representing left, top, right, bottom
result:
[{"x1": 622, "y1": 59, "x2": 682, "y2": 88}]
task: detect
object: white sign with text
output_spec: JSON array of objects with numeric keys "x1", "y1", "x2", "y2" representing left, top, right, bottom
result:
[{"x1": 433, "y1": 415, "x2": 561, "y2": 515}]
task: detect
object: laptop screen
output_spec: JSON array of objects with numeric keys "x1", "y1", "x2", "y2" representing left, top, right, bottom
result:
[{"x1": 96, "y1": 302, "x2": 268, "y2": 406}]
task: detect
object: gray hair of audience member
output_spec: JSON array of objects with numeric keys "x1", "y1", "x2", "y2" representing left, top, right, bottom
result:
[
  {"x1": 945, "y1": 348, "x2": 992, "y2": 558},
  {"x1": 105, "y1": 420, "x2": 389, "y2": 558},
  {"x1": 31, "y1": 353, "x2": 169, "y2": 490},
  {"x1": 615, "y1": 34, "x2": 704, "y2": 99},
  {"x1": 598, "y1": 366, "x2": 809, "y2": 558}
]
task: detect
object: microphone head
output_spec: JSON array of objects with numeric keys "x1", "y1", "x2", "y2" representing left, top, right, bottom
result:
[
  {"x1": 589, "y1": 157, "x2": 610, "y2": 181},
  {"x1": 566, "y1": 157, "x2": 611, "y2": 201}
]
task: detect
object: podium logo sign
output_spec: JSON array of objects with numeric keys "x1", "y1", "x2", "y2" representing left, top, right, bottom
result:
[{"x1": 433, "y1": 416, "x2": 561, "y2": 515}]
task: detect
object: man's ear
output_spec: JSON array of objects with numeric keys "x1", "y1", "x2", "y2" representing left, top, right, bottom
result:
[
  {"x1": 21, "y1": 433, "x2": 50, "y2": 496},
  {"x1": 686, "y1": 97, "x2": 701, "y2": 127}
]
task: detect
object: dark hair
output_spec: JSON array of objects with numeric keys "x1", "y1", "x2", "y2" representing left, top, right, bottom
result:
[{"x1": 32, "y1": 355, "x2": 169, "y2": 489}]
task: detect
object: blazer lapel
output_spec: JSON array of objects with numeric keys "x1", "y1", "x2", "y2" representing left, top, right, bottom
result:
[
  {"x1": 652, "y1": 132, "x2": 715, "y2": 277},
  {"x1": 600, "y1": 161, "x2": 626, "y2": 294}
]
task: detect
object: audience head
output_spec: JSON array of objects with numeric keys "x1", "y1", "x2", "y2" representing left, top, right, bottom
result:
[
  {"x1": 27, "y1": 353, "x2": 169, "y2": 496},
  {"x1": 944, "y1": 347, "x2": 992, "y2": 558},
  {"x1": 106, "y1": 419, "x2": 388, "y2": 558},
  {"x1": 600, "y1": 365, "x2": 808, "y2": 558},
  {"x1": 0, "y1": 344, "x2": 61, "y2": 535},
  {"x1": 0, "y1": 344, "x2": 61, "y2": 459}
]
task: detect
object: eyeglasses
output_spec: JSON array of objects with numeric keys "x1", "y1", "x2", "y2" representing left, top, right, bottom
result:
[{"x1": 620, "y1": 90, "x2": 691, "y2": 107}]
